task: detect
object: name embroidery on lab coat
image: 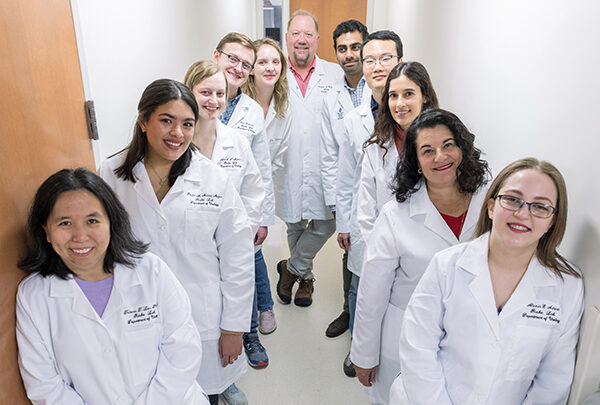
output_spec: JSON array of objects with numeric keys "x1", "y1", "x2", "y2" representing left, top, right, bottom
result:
[
  {"x1": 318, "y1": 84, "x2": 333, "y2": 94},
  {"x1": 522, "y1": 302, "x2": 561, "y2": 324},
  {"x1": 123, "y1": 303, "x2": 158, "y2": 325},
  {"x1": 237, "y1": 121, "x2": 256, "y2": 135},
  {"x1": 217, "y1": 157, "x2": 243, "y2": 170},
  {"x1": 187, "y1": 192, "x2": 223, "y2": 208}
]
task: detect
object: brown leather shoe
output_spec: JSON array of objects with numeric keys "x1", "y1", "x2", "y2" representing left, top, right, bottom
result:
[
  {"x1": 294, "y1": 278, "x2": 314, "y2": 307},
  {"x1": 276, "y1": 260, "x2": 297, "y2": 305}
]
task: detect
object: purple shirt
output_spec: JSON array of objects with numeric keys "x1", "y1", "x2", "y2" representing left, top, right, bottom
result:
[{"x1": 75, "y1": 275, "x2": 114, "y2": 317}]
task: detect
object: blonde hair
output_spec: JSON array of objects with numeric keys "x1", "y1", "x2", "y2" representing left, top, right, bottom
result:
[
  {"x1": 474, "y1": 157, "x2": 579, "y2": 280},
  {"x1": 242, "y1": 38, "x2": 289, "y2": 119},
  {"x1": 183, "y1": 60, "x2": 228, "y2": 96},
  {"x1": 288, "y1": 9, "x2": 319, "y2": 33}
]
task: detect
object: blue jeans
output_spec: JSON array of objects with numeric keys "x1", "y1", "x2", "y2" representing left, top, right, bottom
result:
[
  {"x1": 247, "y1": 249, "x2": 274, "y2": 334},
  {"x1": 349, "y1": 273, "x2": 360, "y2": 336}
]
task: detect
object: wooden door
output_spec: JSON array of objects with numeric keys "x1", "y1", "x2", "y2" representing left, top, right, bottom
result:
[
  {"x1": 0, "y1": 0, "x2": 95, "y2": 402},
  {"x1": 289, "y1": 0, "x2": 368, "y2": 63}
]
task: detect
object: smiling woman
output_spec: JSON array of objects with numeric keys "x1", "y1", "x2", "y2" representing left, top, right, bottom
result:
[
  {"x1": 394, "y1": 158, "x2": 583, "y2": 404},
  {"x1": 350, "y1": 108, "x2": 490, "y2": 404},
  {"x1": 16, "y1": 168, "x2": 208, "y2": 404}
]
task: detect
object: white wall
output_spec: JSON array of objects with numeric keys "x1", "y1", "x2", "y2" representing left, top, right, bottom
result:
[
  {"x1": 379, "y1": 0, "x2": 600, "y2": 402},
  {"x1": 71, "y1": 0, "x2": 258, "y2": 162}
]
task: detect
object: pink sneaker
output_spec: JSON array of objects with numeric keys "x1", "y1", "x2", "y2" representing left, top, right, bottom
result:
[{"x1": 258, "y1": 309, "x2": 277, "y2": 334}]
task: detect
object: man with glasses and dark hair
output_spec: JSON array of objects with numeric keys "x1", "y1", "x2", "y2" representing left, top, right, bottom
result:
[
  {"x1": 275, "y1": 10, "x2": 344, "y2": 310},
  {"x1": 336, "y1": 29, "x2": 403, "y2": 379},
  {"x1": 213, "y1": 32, "x2": 275, "y2": 404},
  {"x1": 320, "y1": 19, "x2": 371, "y2": 370}
]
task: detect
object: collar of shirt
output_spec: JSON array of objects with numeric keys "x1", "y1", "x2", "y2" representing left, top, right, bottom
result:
[
  {"x1": 289, "y1": 57, "x2": 316, "y2": 97},
  {"x1": 220, "y1": 88, "x2": 242, "y2": 125},
  {"x1": 370, "y1": 96, "x2": 379, "y2": 121},
  {"x1": 344, "y1": 77, "x2": 366, "y2": 108}
]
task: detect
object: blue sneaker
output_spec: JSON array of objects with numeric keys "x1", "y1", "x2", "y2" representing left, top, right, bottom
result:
[
  {"x1": 219, "y1": 383, "x2": 247, "y2": 405},
  {"x1": 243, "y1": 333, "x2": 269, "y2": 368}
]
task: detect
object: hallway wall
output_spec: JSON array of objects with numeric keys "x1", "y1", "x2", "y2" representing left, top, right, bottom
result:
[{"x1": 72, "y1": 0, "x2": 258, "y2": 161}]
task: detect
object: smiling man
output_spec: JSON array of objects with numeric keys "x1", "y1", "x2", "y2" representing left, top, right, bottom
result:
[
  {"x1": 319, "y1": 19, "x2": 371, "y2": 369},
  {"x1": 275, "y1": 10, "x2": 343, "y2": 309}
]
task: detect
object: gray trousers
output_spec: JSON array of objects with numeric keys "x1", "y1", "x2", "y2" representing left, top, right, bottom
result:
[{"x1": 286, "y1": 219, "x2": 336, "y2": 280}]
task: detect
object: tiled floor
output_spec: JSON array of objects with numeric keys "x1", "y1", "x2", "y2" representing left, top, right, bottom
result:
[{"x1": 235, "y1": 219, "x2": 370, "y2": 404}]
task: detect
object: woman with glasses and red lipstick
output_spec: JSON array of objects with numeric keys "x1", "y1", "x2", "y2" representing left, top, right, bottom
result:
[
  {"x1": 351, "y1": 108, "x2": 490, "y2": 404},
  {"x1": 393, "y1": 158, "x2": 583, "y2": 405}
]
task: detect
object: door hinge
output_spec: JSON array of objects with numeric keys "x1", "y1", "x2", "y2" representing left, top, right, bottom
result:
[{"x1": 84, "y1": 100, "x2": 99, "y2": 140}]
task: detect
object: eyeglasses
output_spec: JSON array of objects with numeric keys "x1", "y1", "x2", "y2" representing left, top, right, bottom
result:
[
  {"x1": 219, "y1": 50, "x2": 254, "y2": 72},
  {"x1": 496, "y1": 195, "x2": 557, "y2": 218},
  {"x1": 362, "y1": 54, "x2": 398, "y2": 69}
]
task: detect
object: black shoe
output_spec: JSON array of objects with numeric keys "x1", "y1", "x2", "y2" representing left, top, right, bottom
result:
[
  {"x1": 343, "y1": 351, "x2": 356, "y2": 377},
  {"x1": 325, "y1": 311, "x2": 349, "y2": 337}
]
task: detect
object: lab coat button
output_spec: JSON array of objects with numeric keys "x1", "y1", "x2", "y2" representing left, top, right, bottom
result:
[{"x1": 160, "y1": 225, "x2": 167, "y2": 231}]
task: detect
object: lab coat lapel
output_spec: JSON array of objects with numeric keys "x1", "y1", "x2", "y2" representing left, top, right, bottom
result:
[
  {"x1": 227, "y1": 95, "x2": 248, "y2": 129},
  {"x1": 359, "y1": 102, "x2": 374, "y2": 136},
  {"x1": 460, "y1": 234, "x2": 502, "y2": 339},
  {"x1": 496, "y1": 256, "x2": 557, "y2": 320},
  {"x1": 50, "y1": 276, "x2": 100, "y2": 323},
  {"x1": 303, "y1": 57, "x2": 324, "y2": 99},
  {"x1": 411, "y1": 184, "x2": 458, "y2": 245},
  {"x1": 265, "y1": 100, "x2": 276, "y2": 128},
  {"x1": 102, "y1": 265, "x2": 142, "y2": 321},
  {"x1": 132, "y1": 162, "x2": 166, "y2": 221},
  {"x1": 287, "y1": 70, "x2": 303, "y2": 100}
]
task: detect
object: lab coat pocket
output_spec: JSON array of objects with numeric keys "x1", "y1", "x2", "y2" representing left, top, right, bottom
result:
[
  {"x1": 126, "y1": 323, "x2": 161, "y2": 386},
  {"x1": 199, "y1": 281, "x2": 222, "y2": 333},
  {"x1": 505, "y1": 324, "x2": 552, "y2": 382}
]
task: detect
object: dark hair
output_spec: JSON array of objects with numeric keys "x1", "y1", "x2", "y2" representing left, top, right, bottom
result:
[
  {"x1": 113, "y1": 79, "x2": 199, "y2": 185},
  {"x1": 392, "y1": 108, "x2": 490, "y2": 202},
  {"x1": 365, "y1": 62, "x2": 439, "y2": 157},
  {"x1": 18, "y1": 168, "x2": 148, "y2": 279},
  {"x1": 474, "y1": 158, "x2": 579, "y2": 280},
  {"x1": 360, "y1": 30, "x2": 403, "y2": 60},
  {"x1": 332, "y1": 19, "x2": 368, "y2": 49}
]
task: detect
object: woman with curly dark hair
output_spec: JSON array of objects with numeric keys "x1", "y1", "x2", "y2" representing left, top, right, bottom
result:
[{"x1": 351, "y1": 108, "x2": 490, "y2": 404}]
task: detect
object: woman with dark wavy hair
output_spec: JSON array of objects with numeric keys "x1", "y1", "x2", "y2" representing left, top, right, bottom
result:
[
  {"x1": 17, "y1": 168, "x2": 208, "y2": 404},
  {"x1": 351, "y1": 109, "x2": 489, "y2": 404}
]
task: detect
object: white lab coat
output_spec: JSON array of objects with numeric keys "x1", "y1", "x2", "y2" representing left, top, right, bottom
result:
[
  {"x1": 263, "y1": 100, "x2": 292, "y2": 221},
  {"x1": 16, "y1": 253, "x2": 209, "y2": 405},
  {"x1": 357, "y1": 139, "x2": 399, "y2": 241},
  {"x1": 393, "y1": 233, "x2": 584, "y2": 405},
  {"x1": 210, "y1": 121, "x2": 264, "y2": 236},
  {"x1": 278, "y1": 55, "x2": 343, "y2": 223},
  {"x1": 100, "y1": 152, "x2": 254, "y2": 394},
  {"x1": 227, "y1": 93, "x2": 274, "y2": 226},
  {"x1": 351, "y1": 182, "x2": 487, "y2": 405},
  {"x1": 336, "y1": 101, "x2": 374, "y2": 276},
  {"x1": 320, "y1": 78, "x2": 371, "y2": 207}
]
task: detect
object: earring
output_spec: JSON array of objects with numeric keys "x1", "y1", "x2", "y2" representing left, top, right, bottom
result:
[{"x1": 418, "y1": 168, "x2": 422, "y2": 174}]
